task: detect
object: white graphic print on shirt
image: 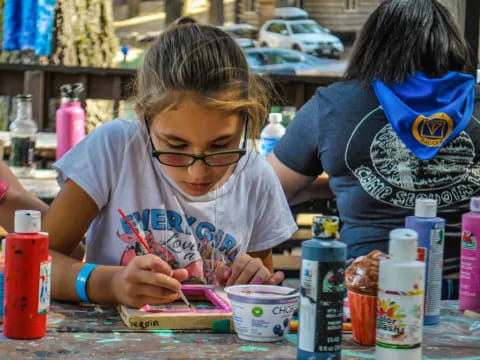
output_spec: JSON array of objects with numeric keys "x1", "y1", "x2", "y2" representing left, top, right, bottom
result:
[
  {"x1": 117, "y1": 208, "x2": 240, "y2": 284},
  {"x1": 346, "y1": 111, "x2": 480, "y2": 209}
]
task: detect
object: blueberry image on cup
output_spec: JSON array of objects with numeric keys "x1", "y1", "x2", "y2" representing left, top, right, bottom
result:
[
  {"x1": 283, "y1": 318, "x2": 289, "y2": 328},
  {"x1": 273, "y1": 324, "x2": 282, "y2": 335}
]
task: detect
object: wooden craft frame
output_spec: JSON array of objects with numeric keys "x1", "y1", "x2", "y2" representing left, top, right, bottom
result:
[{"x1": 117, "y1": 285, "x2": 232, "y2": 330}]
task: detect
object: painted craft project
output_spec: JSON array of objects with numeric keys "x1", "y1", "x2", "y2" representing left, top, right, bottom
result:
[{"x1": 117, "y1": 285, "x2": 232, "y2": 330}]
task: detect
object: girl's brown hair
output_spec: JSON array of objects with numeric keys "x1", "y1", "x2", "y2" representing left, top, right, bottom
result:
[{"x1": 134, "y1": 20, "x2": 271, "y2": 139}]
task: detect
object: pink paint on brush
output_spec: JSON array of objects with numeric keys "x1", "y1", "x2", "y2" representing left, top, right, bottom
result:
[{"x1": 140, "y1": 285, "x2": 231, "y2": 314}]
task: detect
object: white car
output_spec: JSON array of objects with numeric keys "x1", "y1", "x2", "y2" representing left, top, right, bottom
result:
[{"x1": 258, "y1": 17, "x2": 344, "y2": 59}]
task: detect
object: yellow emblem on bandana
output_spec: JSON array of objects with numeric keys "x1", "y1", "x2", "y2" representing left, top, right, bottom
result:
[{"x1": 412, "y1": 112, "x2": 454, "y2": 147}]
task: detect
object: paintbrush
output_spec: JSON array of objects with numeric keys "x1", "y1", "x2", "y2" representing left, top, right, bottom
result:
[{"x1": 117, "y1": 208, "x2": 193, "y2": 310}]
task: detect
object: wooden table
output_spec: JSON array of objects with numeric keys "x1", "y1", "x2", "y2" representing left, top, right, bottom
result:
[{"x1": 1, "y1": 300, "x2": 478, "y2": 359}]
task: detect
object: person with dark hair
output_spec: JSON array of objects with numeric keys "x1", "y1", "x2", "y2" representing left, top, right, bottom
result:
[{"x1": 268, "y1": 0, "x2": 479, "y2": 258}]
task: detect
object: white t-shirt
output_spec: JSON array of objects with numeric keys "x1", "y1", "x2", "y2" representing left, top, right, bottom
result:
[{"x1": 54, "y1": 119, "x2": 297, "y2": 283}]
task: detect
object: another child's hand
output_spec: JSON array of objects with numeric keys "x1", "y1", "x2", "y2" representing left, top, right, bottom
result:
[
  {"x1": 215, "y1": 254, "x2": 285, "y2": 286},
  {"x1": 111, "y1": 254, "x2": 189, "y2": 308}
]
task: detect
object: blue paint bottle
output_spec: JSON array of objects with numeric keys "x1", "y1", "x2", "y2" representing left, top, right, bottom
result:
[
  {"x1": 405, "y1": 198, "x2": 445, "y2": 325},
  {"x1": 298, "y1": 216, "x2": 346, "y2": 360}
]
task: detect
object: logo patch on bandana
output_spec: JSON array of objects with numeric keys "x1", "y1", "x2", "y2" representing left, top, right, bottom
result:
[{"x1": 412, "y1": 112, "x2": 453, "y2": 147}]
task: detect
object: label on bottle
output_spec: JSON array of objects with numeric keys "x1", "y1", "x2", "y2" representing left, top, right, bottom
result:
[
  {"x1": 299, "y1": 259, "x2": 344, "y2": 353},
  {"x1": 38, "y1": 259, "x2": 51, "y2": 315},
  {"x1": 259, "y1": 137, "x2": 280, "y2": 157},
  {"x1": 376, "y1": 289, "x2": 424, "y2": 349},
  {"x1": 10, "y1": 136, "x2": 35, "y2": 168},
  {"x1": 460, "y1": 229, "x2": 480, "y2": 307},
  {"x1": 425, "y1": 226, "x2": 444, "y2": 316}
]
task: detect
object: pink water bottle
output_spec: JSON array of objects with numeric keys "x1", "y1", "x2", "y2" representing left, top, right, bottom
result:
[
  {"x1": 55, "y1": 83, "x2": 85, "y2": 160},
  {"x1": 460, "y1": 197, "x2": 480, "y2": 312}
]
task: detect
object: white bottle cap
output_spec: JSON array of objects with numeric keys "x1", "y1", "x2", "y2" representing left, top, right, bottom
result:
[
  {"x1": 414, "y1": 198, "x2": 437, "y2": 218},
  {"x1": 470, "y1": 197, "x2": 480, "y2": 212},
  {"x1": 269, "y1": 113, "x2": 282, "y2": 123},
  {"x1": 14, "y1": 210, "x2": 41, "y2": 233},
  {"x1": 389, "y1": 228, "x2": 418, "y2": 262}
]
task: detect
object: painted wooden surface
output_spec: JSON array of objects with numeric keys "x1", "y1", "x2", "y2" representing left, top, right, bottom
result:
[{"x1": 0, "y1": 301, "x2": 479, "y2": 359}]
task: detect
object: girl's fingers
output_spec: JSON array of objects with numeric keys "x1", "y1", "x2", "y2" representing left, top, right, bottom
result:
[
  {"x1": 226, "y1": 255, "x2": 251, "y2": 286},
  {"x1": 249, "y1": 267, "x2": 270, "y2": 285},
  {"x1": 135, "y1": 283, "x2": 180, "y2": 300},
  {"x1": 266, "y1": 271, "x2": 285, "y2": 285},
  {"x1": 172, "y1": 268, "x2": 189, "y2": 282},
  {"x1": 134, "y1": 254, "x2": 174, "y2": 276},
  {"x1": 215, "y1": 264, "x2": 232, "y2": 285},
  {"x1": 129, "y1": 268, "x2": 182, "y2": 293}
]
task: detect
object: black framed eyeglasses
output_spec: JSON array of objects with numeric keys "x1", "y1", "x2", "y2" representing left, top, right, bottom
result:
[{"x1": 144, "y1": 116, "x2": 248, "y2": 167}]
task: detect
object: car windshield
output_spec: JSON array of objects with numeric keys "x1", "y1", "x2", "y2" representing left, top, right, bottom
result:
[{"x1": 290, "y1": 22, "x2": 326, "y2": 34}]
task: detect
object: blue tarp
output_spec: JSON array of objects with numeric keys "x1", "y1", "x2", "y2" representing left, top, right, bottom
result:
[{"x1": 3, "y1": 0, "x2": 57, "y2": 56}]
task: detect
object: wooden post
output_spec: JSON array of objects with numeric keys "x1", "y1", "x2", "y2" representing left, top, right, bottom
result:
[
  {"x1": 208, "y1": 0, "x2": 225, "y2": 25},
  {"x1": 258, "y1": 0, "x2": 276, "y2": 27},
  {"x1": 165, "y1": 0, "x2": 184, "y2": 27},
  {"x1": 127, "y1": 0, "x2": 141, "y2": 18}
]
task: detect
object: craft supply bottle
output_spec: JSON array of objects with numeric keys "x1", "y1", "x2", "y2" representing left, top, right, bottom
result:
[
  {"x1": 56, "y1": 83, "x2": 85, "y2": 160},
  {"x1": 3, "y1": 210, "x2": 51, "y2": 339},
  {"x1": 259, "y1": 113, "x2": 285, "y2": 157},
  {"x1": 459, "y1": 196, "x2": 480, "y2": 312},
  {"x1": 0, "y1": 250, "x2": 4, "y2": 323},
  {"x1": 9, "y1": 94, "x2": 37, "y2": 177},
  {"x1": 405, "y1": 198, "x2": 445, "y2": 325},
  {"x1": 376, "y1": 229, "x2": 425, "y2": 360},
  {"x1": 298, "y1": 215, "x2": 346, "y2": 360}
]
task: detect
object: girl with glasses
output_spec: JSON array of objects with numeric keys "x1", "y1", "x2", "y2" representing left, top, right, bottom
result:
[{"x1": 43, "y1": 19, "x2": 297, "y2": 308}]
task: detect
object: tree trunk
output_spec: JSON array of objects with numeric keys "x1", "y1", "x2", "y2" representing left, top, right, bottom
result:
[
  {"x1": 165, "y1": 0, "x2": 184, "y2": 27},
  {"x1": 127, "y1": 0, "x2": 141, "y2": 18},
  {"x1": 208, "y1": 0, "x2": 225, "y2": 25}
]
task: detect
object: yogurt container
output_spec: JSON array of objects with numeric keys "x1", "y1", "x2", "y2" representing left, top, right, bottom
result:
[{"x1": 225, "y1": 284, "x2": 299, "y2": 342}]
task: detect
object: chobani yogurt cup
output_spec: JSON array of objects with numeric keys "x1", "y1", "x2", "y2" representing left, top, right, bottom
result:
[{"x1": 225, "y1": 284, "x2": 299, "y2": 342}]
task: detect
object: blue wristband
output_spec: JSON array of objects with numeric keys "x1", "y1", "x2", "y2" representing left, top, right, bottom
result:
[{"x1": 76, "y1": 264, "x2": 99, "y2": 303}]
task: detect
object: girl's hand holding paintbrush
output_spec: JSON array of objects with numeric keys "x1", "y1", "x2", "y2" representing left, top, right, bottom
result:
[
  {"x1": 111, "y1": 254, "x2": 188, "y2": 309},
  {"x1": 214, "y1": 254, "x2": 285, "y2": 286}
]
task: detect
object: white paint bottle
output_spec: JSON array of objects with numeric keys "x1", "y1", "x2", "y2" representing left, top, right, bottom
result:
[{"x1": 375, "y1": 229, "x2": 425, "y2": 360}]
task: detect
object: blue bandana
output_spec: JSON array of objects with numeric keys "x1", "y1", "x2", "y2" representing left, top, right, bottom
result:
[{"x1": 372, "y1": 71, "x2": 476, "y2": 160}]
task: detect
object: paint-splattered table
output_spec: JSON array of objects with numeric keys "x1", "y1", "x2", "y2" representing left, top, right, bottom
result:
[{"x1": 1, "y1": 301, "x2": 479, "y2": 359}]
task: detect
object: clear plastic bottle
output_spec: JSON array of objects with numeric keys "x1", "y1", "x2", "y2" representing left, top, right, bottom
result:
[
  {"x1": 259, "y1": 113, "x2": 285, "y2": 157},
  {"x1": 9, "y1": 95, "x2": 37, "y2": 177}
]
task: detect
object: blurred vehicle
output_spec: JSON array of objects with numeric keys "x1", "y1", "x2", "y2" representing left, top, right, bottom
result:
[
  {"x1": 258, "y1": 7, "x2": 344, "y2": 59},
  {"x1": 245, "y1": 47, "x2": 347, "y2": 76},
  {"x1": 219, "y1": 24, "x2": 258, "y2": 39},
  {"x1": 235, "y1": 38, "x2": 256, "y2": 49}
]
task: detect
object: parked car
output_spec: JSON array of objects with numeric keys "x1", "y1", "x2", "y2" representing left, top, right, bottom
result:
[
  {"x1": 258, "y1": 7, "x2": 344, "y2": 59},
  {"x1": 244, "y1": 47, "x2": 347, "y2": 76},
  {"x1": 234, "y1": 38, "x2": 256, "y2": 49}
]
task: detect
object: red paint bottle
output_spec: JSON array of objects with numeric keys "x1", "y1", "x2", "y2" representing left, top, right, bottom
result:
[{"x1": 4, "y1": 210, "x2": 50, "y2": 339}]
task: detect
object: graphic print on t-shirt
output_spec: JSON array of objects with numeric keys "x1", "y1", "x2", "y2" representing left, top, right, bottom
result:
[
  {"x1": 345, "y1": 110, "x2": 480, "y2": 209},
  {"x1": 117, "y1": 208, "x2": 240, "y2": 284}
]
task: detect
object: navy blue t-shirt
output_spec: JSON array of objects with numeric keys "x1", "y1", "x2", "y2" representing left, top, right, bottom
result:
[{"x1": 274, "y1": 80, "x2": 480, "y2": 257}]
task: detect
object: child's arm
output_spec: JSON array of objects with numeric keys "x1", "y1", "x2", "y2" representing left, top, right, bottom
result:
[{"x1": 43, "y1": 179, "x2": 188, "y2": 308}]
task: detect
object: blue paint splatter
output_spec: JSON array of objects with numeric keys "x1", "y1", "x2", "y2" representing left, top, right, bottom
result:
[
  {"x1": 341, "y1": 350, "x2": 374, "y2": 359},
  {"x1": 238, "y1": 346, "x2": 269, "y2": 352},
  {"x1": 149, "y1": 329, "x2": 174, "y2": 337}
]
